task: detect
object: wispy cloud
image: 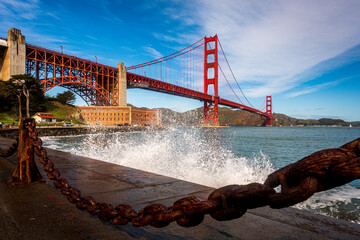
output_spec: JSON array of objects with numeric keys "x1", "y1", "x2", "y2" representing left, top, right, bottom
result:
[
  {"x1": 285, "y1": 79, "x2": 342, "y2": 98},
  {"x1": 45, "y1": 12, "x2": 61, "y2": 21},
  {"x1": 143, "y1": 45, "x2": 163, "y2": 59},
  {"x1": 0, "y1": 0, "x2": 40, "y2": 20},
  {"x1": 167, "y1": 0, "x2": 360, "y2": 98},
  {"x1": 153, "y1": 33, "x2": 179, "y2": 43}
]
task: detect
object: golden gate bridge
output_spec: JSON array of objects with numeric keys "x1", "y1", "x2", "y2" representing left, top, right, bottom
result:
[{"x1": 1, "y1": 31, "x2": 273, "y2": 126}]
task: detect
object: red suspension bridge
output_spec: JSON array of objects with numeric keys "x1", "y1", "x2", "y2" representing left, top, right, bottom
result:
[{"x1": 1, "y1": 29, "x2": 273, "y2": 126}]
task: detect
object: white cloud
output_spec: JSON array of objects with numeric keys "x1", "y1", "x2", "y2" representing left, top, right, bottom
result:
[
  {"x1": 285, "y1": 79, "x2": 343, "y2": 98},
  {"x1": 143, "y1": 45, "x2": 163, "y2": 59},
  {"x1": 0, "y1": 0, "x2": 40, "y2": 20},
  {"x1": 170, "y1": 0, "x2": 360, "y2": 98},
  {"x1": 153, "y1": 33, "x2": 179, "y2": 43}
]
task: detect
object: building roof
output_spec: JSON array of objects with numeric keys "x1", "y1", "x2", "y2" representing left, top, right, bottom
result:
[{"x1": 36, "y1": 112, "x2": 56, "y2": 119}]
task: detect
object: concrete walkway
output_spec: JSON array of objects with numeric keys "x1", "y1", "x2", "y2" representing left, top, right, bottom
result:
[{"x1": 1, "y1": 137, "x2": 359, "y2": 240}]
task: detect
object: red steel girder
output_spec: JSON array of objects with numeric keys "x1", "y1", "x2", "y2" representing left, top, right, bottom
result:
[{"x1": 25, "y1": 44, "x2": 118, "y2": 106}]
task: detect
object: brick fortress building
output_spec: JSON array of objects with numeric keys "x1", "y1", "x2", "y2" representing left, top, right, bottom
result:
[{"x1": 78, "y1": 106, "x2": 161, "y2": 126}]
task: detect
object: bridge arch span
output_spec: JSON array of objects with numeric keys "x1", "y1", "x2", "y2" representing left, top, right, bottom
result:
[{"x1": 41, "y1": 76, "x2": 111, "y2": 106}]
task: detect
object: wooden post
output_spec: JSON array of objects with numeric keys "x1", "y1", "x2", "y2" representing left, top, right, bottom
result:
[{"x1": 8, "y1": 118, "x2": 43, "y2": 184}]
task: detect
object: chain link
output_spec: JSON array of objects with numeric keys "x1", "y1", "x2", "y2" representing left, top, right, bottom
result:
[
  {"x1": 0, "y1": 139, "x2": 18, "y2": 158},
  {"x1": 24, "y1": 120, "x2": 360, "y2": 228}
]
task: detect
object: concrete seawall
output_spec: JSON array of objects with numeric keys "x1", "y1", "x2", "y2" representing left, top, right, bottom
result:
[
  {"x1": 0, "y1": 125, "x2": 165, "y2": 139},
  {"x1": 1, "y1": 137, "x2": 359, "y2": 239}
]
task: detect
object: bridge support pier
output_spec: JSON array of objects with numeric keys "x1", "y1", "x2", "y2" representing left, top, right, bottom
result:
[
  {"x1": 117, "y1": 62, "x2": 127, "y2": 106},
  {"x1": 0, "y1": 28, "x2": 26, "y2": 81},
  {"x1": 203, "y1": 100, "x2": 220, "y2": 127}
]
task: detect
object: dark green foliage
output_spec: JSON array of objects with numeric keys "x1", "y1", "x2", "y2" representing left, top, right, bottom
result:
[
  {"x1": 273, "y1": 114, "x2": 357, "y2": 126},
  {"x1": 56, "y1": 90, "x2": 76, "y2": 105},
  {"x1": 0, "y1": 74, "x2": 46, "y2": 118},
  {"x1": 11, "y1": 74, "x2": 46, "y2": 115},
  {"x1": 0, "y1": 80, "x2": 17, "y2": 112},
  {"x1": 318, "y1": 118, "x2": 346, "y2": 126}
]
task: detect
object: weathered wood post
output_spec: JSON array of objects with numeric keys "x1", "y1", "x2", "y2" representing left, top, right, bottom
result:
[{"x1": 8, "y1": 118, "x2": 43, "y2": 184}]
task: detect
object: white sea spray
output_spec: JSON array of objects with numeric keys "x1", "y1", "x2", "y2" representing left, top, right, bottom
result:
[{"x1": 43, "y1": 127, "x2": 274, "y2": 188}]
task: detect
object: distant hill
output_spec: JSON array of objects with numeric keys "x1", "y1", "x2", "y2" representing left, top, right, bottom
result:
[
  {"x1": 273, "y1": 113, "x2": 359, "y2": 127},
  {"x1": 159, "y1": 107, "x2": 266, "y2": 126},
  {"x1": 219, "y1": 108, "x2": 265, "y2": 126},
  {"x1": 158, "y1": 107, "x2": 359, "y2": 127},
  {"x1": 158, "y1": 107, "x2": 203, "y2": 125}
]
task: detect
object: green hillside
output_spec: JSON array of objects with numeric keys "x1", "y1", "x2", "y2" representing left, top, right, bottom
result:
[
  {"x1": 43, "y1": 101, "x2": 83, "y2": 123},
  {"x1": 272, "y1": 113, "x2": 357, "y2": 126},
  {"x1": 0, "y1": 101, "x2": 83, "y2": 124},
  {"x1": 159, "y1": 107, "x2": 359, "y2": 127}
]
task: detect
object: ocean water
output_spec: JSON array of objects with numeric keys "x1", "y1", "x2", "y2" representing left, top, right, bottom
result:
[{"x1": 42, "y1": 126, "x2": 360, "y2": 224}]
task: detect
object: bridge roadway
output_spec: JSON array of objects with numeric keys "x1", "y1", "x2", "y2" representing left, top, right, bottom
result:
[
  {"x1": 1, "y1": 137, "x2": 359, "y2": 239},
  {"x1": 127, "y1": 72, "x2": 268, "y2": 118}
]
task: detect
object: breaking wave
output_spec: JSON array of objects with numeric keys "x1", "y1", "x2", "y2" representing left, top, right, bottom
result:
[{"x1": 43, "y1": 127, "x2": 274, "y2": 188}]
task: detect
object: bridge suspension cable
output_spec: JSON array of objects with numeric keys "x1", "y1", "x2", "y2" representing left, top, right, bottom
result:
[
  {"x1": 218, "y1": 58, "x2": 245, "y2": 105},
  {"x1": 127, "y1": 38, "x2": 204, "y2": 69},
  {"x1": 257, "y1": 99, "x2": 266, "y2": 112},
  {"x1": 217, "y1": 37, "x2": 260, "y2": 110},
  {"x1": 127, "y1": 38, "x2": 204, "y2": 91},
  {"x1": 204, "y1": 37, "x2": 246, "y2": 105}
]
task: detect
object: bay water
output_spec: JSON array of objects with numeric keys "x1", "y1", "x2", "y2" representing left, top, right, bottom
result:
[{"x1": 42, "y1": 126, "x2": 360, "y2": 224}]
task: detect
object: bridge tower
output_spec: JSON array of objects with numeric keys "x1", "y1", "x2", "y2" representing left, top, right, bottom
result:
[
  {"x1": 0, "y1": 28, "x2": 26, "y2": 81},
  {"x1": 203, "y1": 35, "x2": 219, "y2": 127},
  {"x1": 266, "y1": 95, "x2": 273, "y2": 126}
]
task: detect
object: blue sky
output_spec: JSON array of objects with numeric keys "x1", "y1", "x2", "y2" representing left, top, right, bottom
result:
[{"x1": 1, "y1": 0, "x2": 359, "y2": 121}]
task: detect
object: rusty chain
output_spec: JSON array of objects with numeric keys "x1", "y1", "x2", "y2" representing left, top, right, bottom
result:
[
  {"x1": 0, "y1": 139, "x2": 18, "y2": 158},
  {"x1": 23, "y1": 121, "x2": 360, "y2": 228}
]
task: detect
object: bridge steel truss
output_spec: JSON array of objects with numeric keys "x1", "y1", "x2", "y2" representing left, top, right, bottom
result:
[{"x1": 25, "y1": 44, "x2": 119, "y2": 106}]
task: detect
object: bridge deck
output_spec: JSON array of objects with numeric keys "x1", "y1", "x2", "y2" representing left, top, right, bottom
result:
[{"x1": 1, "y1": 137, "x2": 359, "y2": 239}]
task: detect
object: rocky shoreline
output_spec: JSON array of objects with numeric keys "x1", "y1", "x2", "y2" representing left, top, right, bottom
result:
[{"x1": 0, "y1": 125, "x2": 167, "y2": 140}]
